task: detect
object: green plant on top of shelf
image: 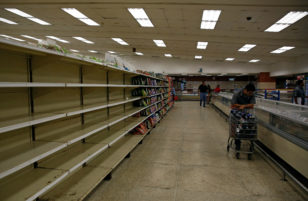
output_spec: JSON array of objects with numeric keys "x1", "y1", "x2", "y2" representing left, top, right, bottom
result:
[
  {"x1": 61, "y1": 47, "x2": 69, "y2": 54},
  {"x1": 88, "y1": 56, "x2": 103, "y2": 63}
]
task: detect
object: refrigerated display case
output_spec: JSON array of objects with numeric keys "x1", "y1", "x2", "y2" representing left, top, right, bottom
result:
[{"x1": 212, "y1": 92, "x2": 308, "y2": 179}]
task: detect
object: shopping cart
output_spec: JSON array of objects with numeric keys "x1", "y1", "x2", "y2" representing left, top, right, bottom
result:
[{"x1": 227, "y1": 109, "x2": 257, "y2": 160}]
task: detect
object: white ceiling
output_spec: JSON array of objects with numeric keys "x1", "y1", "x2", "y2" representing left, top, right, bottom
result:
[{"x1": 0, "y1": 0, "x2": 307, "y2": 65}]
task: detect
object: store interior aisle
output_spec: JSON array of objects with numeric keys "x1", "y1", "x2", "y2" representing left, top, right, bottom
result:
[{"x1": 86, "y1": 102, "x2": 306, "y2": 201}]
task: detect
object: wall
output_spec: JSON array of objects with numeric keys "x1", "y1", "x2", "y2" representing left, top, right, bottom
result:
[
  {"x1": 111, "y1": 55, "x2": 308, "y2": 77},
  {"x1": 120, "y1": 55, "x2": 270, "y2": 74},
  {"x1": 270, "y1": 56, "x2": 308, "y2": 77}
]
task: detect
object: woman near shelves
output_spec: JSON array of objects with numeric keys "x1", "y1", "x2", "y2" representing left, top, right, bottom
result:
[{"x1": 171, "y1": 85, "x2": 176, "y2": 102}]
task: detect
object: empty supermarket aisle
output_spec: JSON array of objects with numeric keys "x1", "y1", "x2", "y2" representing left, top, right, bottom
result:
[{"x1": 86, "y1": 102, "x2": 306, "y2": 201}]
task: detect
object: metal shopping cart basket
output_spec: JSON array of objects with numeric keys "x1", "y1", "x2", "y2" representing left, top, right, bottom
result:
[{"x1": 227, "y1": 109, "x2": 257, "y2": 160}]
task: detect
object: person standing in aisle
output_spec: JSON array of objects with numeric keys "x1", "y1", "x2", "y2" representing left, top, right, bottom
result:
[
  {"x1": 293, "y1": 80, "x2": 305, "y2": 105},
  {"x1": 171, "y1": 85, "x2": 176, "y2": 102},
  {"x1": 231, "y1": 83, "x2": 256, "y2": 150},
  {"x1": 198, "y1": 81, "x2": 208, "y2": 107}
]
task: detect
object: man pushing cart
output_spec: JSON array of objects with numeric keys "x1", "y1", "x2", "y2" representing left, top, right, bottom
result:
[{"x1": 227, "y1": 83, "x2": 257, "y2": 159}]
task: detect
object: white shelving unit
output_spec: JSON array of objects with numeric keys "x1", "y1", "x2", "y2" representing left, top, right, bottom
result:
[{"x1": 0, "y1": 39, "x2": 172, "y2": 201}]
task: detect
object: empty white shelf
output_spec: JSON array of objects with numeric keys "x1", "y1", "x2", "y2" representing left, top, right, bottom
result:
[
  {"x1": 0, "y1": 107, "x2": 146, "y2": 179},
  {"x1": 0, "y1": 98, "x2": 144, "y2": 135},
  {"x1": 40, "y1": 135, "x2": 144, "y2": 201},
  {"x1": 66, "y1": 83, "x2": 108, "y2": 87},
  {"x1": 0, "y1": 141, "x2": 65, "y2": 180},
  {"x1": 0, "y1": 82, "x2": 66, "y2": 87},
  {"x1": 0, "y1": 113, "x2": 66, "y2": 134},
  {"x1": 0, "y1": 166, "x2": 66, "y2": 201}
]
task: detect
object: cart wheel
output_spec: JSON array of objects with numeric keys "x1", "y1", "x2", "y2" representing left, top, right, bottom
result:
[
  {"x1": 236, "y1": 153, "x2": 240, "y2": 159},
  {"x1": 227, "y1": 145, "x2": 230, "y2": 152},
  {"x1": 248, "y1": 154, "x2": 252, "y2": 160}
]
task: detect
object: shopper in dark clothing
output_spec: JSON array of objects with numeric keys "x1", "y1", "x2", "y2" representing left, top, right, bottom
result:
[
  {"x1": 293, "y1": 80, "x2": 305, "y2": 105},
  {"x1": 231, "y1": 83, "x2": 256, "y2": 150},
  {"x1": 198, "y1": 81, "x2": 208, "y2": 107}
]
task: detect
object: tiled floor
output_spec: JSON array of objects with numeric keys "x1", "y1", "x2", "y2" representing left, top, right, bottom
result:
[{"x1": 85, "y1": 102, "x2": 306, "y2": 201}]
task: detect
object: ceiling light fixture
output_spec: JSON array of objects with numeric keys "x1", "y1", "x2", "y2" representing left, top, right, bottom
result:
[
  {"x1": 270, "y1": 46, "x2": 295, "y2": 54},
  {"x1": 112, "y1": 38, "x2": 129, "y2": 45},
  {"x1": 225, "y1": 58, "x2": 235, "y2": 61},
  {"x1": 195, "y1": 55, "x2": 202, "y2": 59},
  {"x1": 5, "y1": 8, "x2": 51, "y2": 25},
  {"x1": 0, "y1": 34, "x2": 25, "y2": 42},
  {"x1": 88, "y1": 50, "x2": 98, "y2": 53},
  {"x1": 73, "y1": 36, "x2": 94, "y2": 44},
  {"x1": 249, "y1": 59, "x2": 260, "y2": 63},
  {"x1": 70, "y1": 49, "x2": 79, "y2": 52},
  {"x1": 197, "y1": 41, "x2": 208, "y2": 49},
  {"x1": 238, "y1": 44, "x2": 256, "y2": 52},
  {"x1": 128, "y1": 8, "x2": 154, "y2": 27},
  {"x1": 62, "y1": 8, "x2": 99, "y2": 26},
  {"x1": 21, "y1": 35, "x2": 41, "y2": 41},
  {"x1": 108, "y1": 51, "x2": 115, "y2": 54},
  {"x1": 200, "y1": 10, "x2": 221, "y2": 29},
  {"x1": 153, "y1": 39, "x2": 166, "y2": 47},
  {"x1": 46, "y1": 36, "x2": 69, "y2": 43},
  {"x1": 265, "y1": 11, "x2": 308, "y2": 32},
  {"x1": 164, "y1": 54, "x2": 172, "y2": 57},
  {"x1": 0, "y1": 17, "x2": 17, "y2": 24},
  {"x1": 135, "y1": 52, "x2": 143, "y2": 55}
]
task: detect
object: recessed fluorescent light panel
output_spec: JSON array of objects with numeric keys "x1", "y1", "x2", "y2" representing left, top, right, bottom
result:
[
  {"x1": 73, "y1": 36, "x2": 94, "y2": 44},
  {"x1": 88, "y1": 50, "x2": 98, "y2": 53},
  {"x1": 70, "y1": 49, "x2": 79, "y2": 52},
  {"x1": 249, "y1": 59, "x2": 260, "y2": 63},
  {"x1": 5, "y1": 8, "x2": 51, "y2": 25},
  {"x1": 128, "y1": 8, "x2": 154, "y2": 27},
  {"x1": 225, "y1": 58, "x2": 235, "y2": 61},
  {"x1": 271, "y1": 46, "x2": 295, "y2": 54},
  {"x1": 200, "y1": 10, "x2": 221, "y2": 29},
  {"x1": 0, "y1": 34, "x2": 25, "y2": 42},
  {"x1": 197, "y1": 41, "x2": 208, "y2": 49},
  {"x1": 46, "y1": 36, "x2": 69, "y2": 43},
  {"x1": 108, "y1": 51, "x2": 115, "y2": 54},
  {"x1": 0, "y1": 17, "x2": 17, "y2": 24},
  {"x1": 112, "y1": 38, "x2": 129, "y2": 45},
  {"x1": 195, "y1": 55, "x2": 202, "y2": 59},
  {"x1": 265, "y1": 11, "x2": 308, "y2": 32},
  {"x1": 153, "y1": 40, "x2": 166, "y2": 47},
  {"x1": 62, "y1": 8, "x2": 99, "y2": 26},
  {"x1": 135, "y1": 52, "x2": 143, "y2": 55},
  {"x1": 28, "y1": 18, "x2": 50, "y2": 25},
  {"x1": 164, "y1": 54, "x2": 172, "y2": 57},
  {"x1": 238, "y1": 44, "x2": 256, "y2": 52},
  {"x1": 21, "y1": 35, "x2": 41, "y2": 41}
]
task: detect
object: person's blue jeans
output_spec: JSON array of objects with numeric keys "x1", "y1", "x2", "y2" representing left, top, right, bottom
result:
[{"x1": 200, "y1": 92, "x2": 207, "y2": 107}]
